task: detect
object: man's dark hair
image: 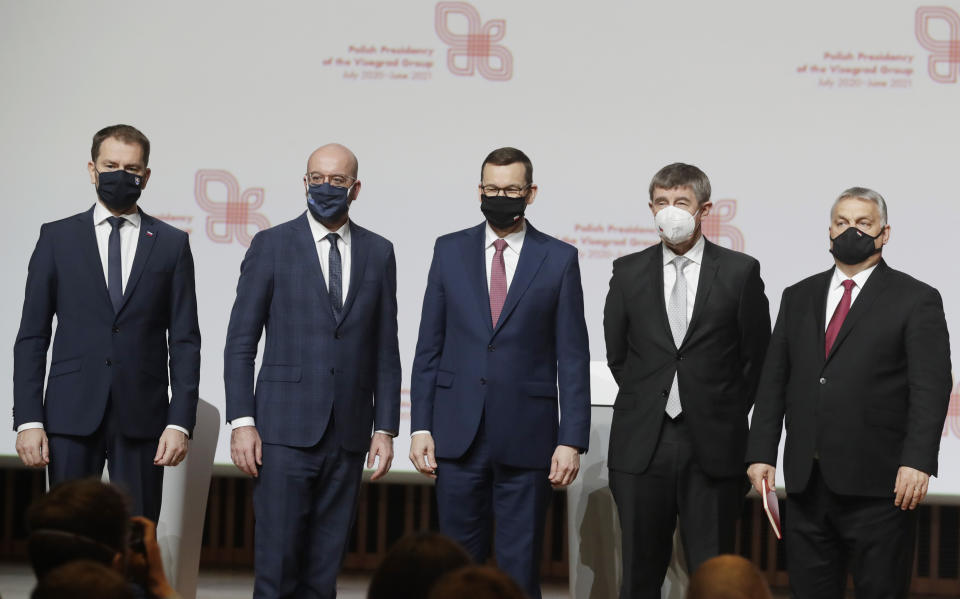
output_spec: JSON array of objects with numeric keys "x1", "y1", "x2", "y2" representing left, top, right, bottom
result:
[
  {"x1": 368, "y1": 532, "x2": 473, "y2": 599},
  {"x1": 481, "y1": 147, "x2": 533, "y2": 186},
  {"x1": 428, "y1": 565, "x2": 527, "y2": 599},
  {"x1": 32, "y1": 560, "x2": 134, "y2": 599},
  {"x1": 26, "y1": 479, "x2": 131, "y2": 577},
  {"x1": 649, "y1": 162, "x2": 711, "y2": 205},
  {"x1": 91, "y1": 124, "x2": 151, "y2": 166}
]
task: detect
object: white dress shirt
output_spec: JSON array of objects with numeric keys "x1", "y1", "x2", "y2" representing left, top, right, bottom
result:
[
  {"x1": 411, "y1": 222, "x2": 527, "y2": 439},
  {"x1": 661, "y1": 235, "x2": 705, "y2": 409},
  {"x1": 662, "y1": 235, "x2": 705, "y2": 323},
  {"x1": 824, "y1": 263, "x2": 877, "y2": 329},
  {"x1": 484, "y1": 221, "x2": 525, "y2": 290},
  {"x1": 18, "y1": 202, "x2": 188, "y2": 437}
]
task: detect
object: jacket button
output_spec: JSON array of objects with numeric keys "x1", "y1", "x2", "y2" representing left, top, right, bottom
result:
[
  {"x1": 334, "y1": 332, "x2": 341, "y2": 339},
  {"x1": 112, "y1": 326, "x2": 119, "y2": 334},
  {"x1": 330, "y1": 368, "x2": 336, "y2": 375},
  {"x1": 480, "y1": 378, "x2": 486, "y2": 385},
  {"x1": 819, "y1": 377, "x2": 827, "y2": 385},
  {"x1": 676, "y1": 353, "x2": 683, "y2": 361},
  {"x1": 661, "y1": 389, "x2": 668, "y2": 397},
  {"x1": 487, "y1": 345, "x2": 495, "y2": 352},
  {"x1": 105, "y1": 359, "x2": 112, "y2": 366}
]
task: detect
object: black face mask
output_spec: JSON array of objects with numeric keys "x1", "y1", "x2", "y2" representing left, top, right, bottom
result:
[
  {"x1": 96, "y1": 169, "x2": 143, "y2": 211},
  {"x1": 830, "y1": 226, "x2": 882, "y2": 265},
  {"x1": 481, "y1": 194, "x2": 527, "y2": 230}
]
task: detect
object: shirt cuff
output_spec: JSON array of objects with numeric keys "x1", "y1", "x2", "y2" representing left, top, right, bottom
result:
[
  {"x1": 230, "y1": 417, "x2": 256, "y2": 430},
  {"x1": 17, "y1": 422, "x2": 44, "y2": 433},
  {"x1": 165, "y1": 425, "x2": 190, "y2": 436},
  {"x1": 411, "y1": 430, "x2": 431, "y2": 437},
  {"x1": 374, "y1": 430, "x2": 397, "y2": 437}
]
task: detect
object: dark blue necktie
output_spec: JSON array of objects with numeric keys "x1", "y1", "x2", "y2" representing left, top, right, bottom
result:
[
  {"x1": 326, "y1": 232, "x2": 342, "y2": 314},
  {"x1": 107, "y1": 216, "x2": 124, "y2": 312}
]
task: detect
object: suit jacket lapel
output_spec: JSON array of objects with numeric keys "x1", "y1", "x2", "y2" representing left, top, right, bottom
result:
[
  {"x1": 462, "y1": 223, "x2": 493, "y2": 333},
  {"x1": 648, "y1": 244, "x2": 676, "y2": 348},
  {"x1": 338, "y1": 221, "x2": 369, "y2": 323},
  {"x1": 825, "y1": 260, "x2": 891, "y2": 363},
  {"x1": 77, "y1": 206, "x2": 113, "y2": 309},
  {"x1": 292, "y1": 213, "x2": 337, "y2": 324},
  {"x1": 116, "y1": 210, "x2": 158, "y2": 314},
  {"x1": 493, "y1": 223, "x2": 547, "y2": 335},
  {"x1": 683, "y1": 240, "x2": 718, "y2": 346}
]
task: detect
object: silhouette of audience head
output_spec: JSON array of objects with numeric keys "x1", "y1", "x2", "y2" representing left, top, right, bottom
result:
[
  {"x1": 428, "y1": 565, "x2": 528, "y2": 599},
  {"x1": 368, "y1": 531, "x2": 473, "y2": 599},
  {"x1": 26, "y1": 478, "x2": 131, "y2": 577},
  {"x1": 687, "y1": 554, "x2": 773, "y2": 599},
  {"x1": 31, "y1": 560, "x2": 134, "y2": 599}
]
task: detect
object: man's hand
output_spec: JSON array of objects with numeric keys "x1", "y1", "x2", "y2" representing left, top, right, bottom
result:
[
  {"x1": 894, "y1": 466, "x2": 930, "y2": 510},
  {"x1": 747, "y1": 463, "x2": 776, "y2": 495},
  {"x1": 409, "y1": 433, "x2": 437, "y2": 479},
  {"x1": 549, "y1": 445, "x2": 580, "y2": 488},
  {"x1": 126, "y1": 516, "x2": 176, "y2": 599},
  {"x1": 154, "y1": 429, "x2": 189, "y2": 467},
  {"x1": 231, "y1": 425, "x2": 262, "y2": 477},
  {"x1": 16, "y1": 428, "x2": 49, "y2": 467},
  {"x1": 367, "y1": 432, "x2": 394, "y2": 481}
]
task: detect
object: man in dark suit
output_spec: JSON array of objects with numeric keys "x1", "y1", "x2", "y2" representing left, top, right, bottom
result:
[
  {"x1": 747, "y1": 187, "x2": 952, "y2": 599},
  {"x1": 603, "y1": 163, "x2": 770, "y2": 598},
  {"x1": 224, "y1": 143, "x2": 400, "y2": 599},
  {"x1": 14, "y1": 124, "x2": 200, "y2": 521},
  {"x1": 409, "y1": 147, "x2": 590, "y2": 599}
]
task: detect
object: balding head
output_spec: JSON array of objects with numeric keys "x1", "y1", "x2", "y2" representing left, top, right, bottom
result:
[
  {"x1": 687, "y1": 555, "x2": 772, "y2": 599},
  {"x1": 307, "y1": 143, "x2": 359, "y2": 179}
]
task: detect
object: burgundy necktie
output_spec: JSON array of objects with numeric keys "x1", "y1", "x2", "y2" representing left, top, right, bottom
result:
[
  {"x1": 825, "y1": 279, "x2": 855, "y2": 356},
  {"x1": 490, "y1": 239, "x2": 508, "y2": 327}
]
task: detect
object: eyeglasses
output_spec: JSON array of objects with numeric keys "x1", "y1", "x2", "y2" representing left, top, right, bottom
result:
[
  {"x1": 479, "y1": 184, "x2": 530, "y2": 198},
  {"x1": 307, "y1": 172, "x2": 356, "y2": 188}
]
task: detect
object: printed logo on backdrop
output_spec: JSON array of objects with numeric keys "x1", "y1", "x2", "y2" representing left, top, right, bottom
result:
[
  {"x1": 195, "y1": 170, "x2": 270, "y2": 248},
  {"x1": 915, "y1": 6, "x2": 960, "y2": 83},
  {"x1": 435, "y1": 2, "x2": 513, "y2": 81},
  {"x1": 564, "y1": 199, "x2": 745, "y2": 261}
]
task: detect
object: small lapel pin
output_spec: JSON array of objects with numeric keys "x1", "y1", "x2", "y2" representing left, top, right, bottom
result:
[{"x1": 145, "y1": 230, "x2": 154, "y2": 237}]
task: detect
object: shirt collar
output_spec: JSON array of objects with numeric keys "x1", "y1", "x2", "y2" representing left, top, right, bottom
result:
[
  {"x1": 831, "y1": 262, "x2": 878, "y2": 290},
  {"x1": 308, "y1": 214, "x2": 352, "y2": 247},
  {"x1": 485, "y1": 221, "x2": 526, "y2": 253},
  {"x1": 662, "y1": 234, "x2": 705, "y2": 266},
  {"x1": 93, "y1": 202, "x2": 141, "y2": 228}
]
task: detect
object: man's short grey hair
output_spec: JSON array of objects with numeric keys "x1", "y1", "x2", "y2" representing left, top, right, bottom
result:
[{"x1": 833, "y1": 187, "x2": 888, "y2": 225}]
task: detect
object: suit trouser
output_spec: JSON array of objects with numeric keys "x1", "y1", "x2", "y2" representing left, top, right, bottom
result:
[
  {"x1": 253, "y1": 421, "x2": 365, "y2": 599},
  {"x1": 435, "y1": 420, "x2": 554, "y2": 599},
  {"x1": 47, "y1": 397, "x2": 164, "y2": 521},
  {"x1": 609, "y1": 415, "x2": 745, "y2": 599},
  {"x1": 785, "y1": 461, "x2": 917, "y2": 599}
]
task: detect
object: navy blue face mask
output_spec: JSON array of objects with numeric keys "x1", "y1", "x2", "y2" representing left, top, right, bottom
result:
[
  {"x1": 96, "y1": 169, "x2": 143, "y2": 211},
  {"x1": 307, "y1": 183, "x2": 351, "y2": 223}
]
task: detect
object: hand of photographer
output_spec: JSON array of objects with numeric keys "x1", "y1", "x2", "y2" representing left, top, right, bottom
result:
[{"x1": 127, "y1": 516, "x2": 179, "y2": 599}]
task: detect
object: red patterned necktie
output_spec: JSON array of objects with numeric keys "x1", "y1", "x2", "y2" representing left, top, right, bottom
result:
[
  {"x1": 490, "y1": 239, "x2": 508, "y2": 326},
  {"x1": 825, "y1": 279, "x2": 855, "y2": 356}
]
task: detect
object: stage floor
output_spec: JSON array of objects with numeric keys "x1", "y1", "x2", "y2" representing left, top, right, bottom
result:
[{"x1": 1, "y1": 563, "x2": 574, "y2": 598}]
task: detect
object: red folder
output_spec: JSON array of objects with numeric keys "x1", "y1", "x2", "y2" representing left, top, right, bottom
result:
[{"x1": 762, "y1": 478, "x2": 782, "y2": 540}]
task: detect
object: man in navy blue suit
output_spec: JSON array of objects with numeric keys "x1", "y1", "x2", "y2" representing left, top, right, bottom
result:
[
  {"x1": 409, "y1": 147, "x2": 591, "y2": 599},
  {"x1": 224, "y1": 143, "x2": 401, "y2": 599},
  {"x1": 14, "y1": 124, "x2": 201, "y2": 521}
]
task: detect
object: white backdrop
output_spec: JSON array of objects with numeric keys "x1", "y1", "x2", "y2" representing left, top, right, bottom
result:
[{"x1": 1, "y1": 1, "x2": 958, "y2": 493}]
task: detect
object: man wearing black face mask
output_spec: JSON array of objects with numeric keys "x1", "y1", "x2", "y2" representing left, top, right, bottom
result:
[
  {"x1": 409, "y1": 147, "x2": 590, "y2": 599},
  {"x1": 746, "y1": 187, "x2": 952, "y2": 599},
  {"x1": 14, "y1": 124, "x2": 200, "y2": 522},
  {"x1": 224, "y1": 143, "x2": 400, "y2": 598}
]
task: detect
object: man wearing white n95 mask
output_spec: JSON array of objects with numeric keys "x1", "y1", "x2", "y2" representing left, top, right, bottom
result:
[{"x1": 604, "y1": 163, "x2": 770, "y2": 598}]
